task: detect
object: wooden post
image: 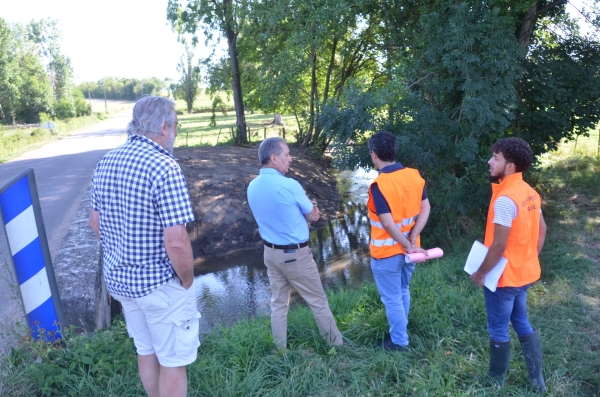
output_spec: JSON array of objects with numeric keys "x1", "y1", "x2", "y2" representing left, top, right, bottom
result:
[
  {"x1": 216, "y1": 128, "x2": 221, "y2": 145},
  {"x1": 264, "y1": 128, "x2": 266, "y2": 139},
  {"x1": 283, "y1": 127, "x2": 286, "y2": 140}
]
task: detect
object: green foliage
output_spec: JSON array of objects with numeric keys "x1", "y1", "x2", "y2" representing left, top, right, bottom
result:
[
  {"x1": 72, "y1": 88, "x2": 91, "y2": 117},
  {"x1": 319, "y1": 84, "x2": 382, "y2": 169},
  {"x1": 177, "y1": 46, "x2": 202, "y2": 114},
  {"x1": 77, "y1": 76, "x2": 167, "y2": 101},
  {"x1": 168, "y1": 0, "x2": 250, "y2": 143},
  {"x1": 517, "y1": 34, "x2": 600, "y2": 154},
  {"x1": 50, "y1": 54, "x2": 74, "y2": 103},
  {"x1": 53, "y1": 99, "x2": 76, "y2": 120},
  {"x1": 20, "y1": 320, "x2": 138, "y2": 397},
  {"x1": 14, "y1": 52, "x2": 54, "y2": 123},
  {"x1": 0, "y1": 17, "x2": 23, "y2": 124},
  {"x1": 208, "y1": 95, "x2": 228, "y2": 127},
  {"x1": 375, "y1": 3, "x2": 521, "y2": 244}
]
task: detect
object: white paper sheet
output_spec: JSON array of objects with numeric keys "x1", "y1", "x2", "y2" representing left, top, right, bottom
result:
[{"x1": 464, "y1": 241, "x2": 507, "y2": 292}]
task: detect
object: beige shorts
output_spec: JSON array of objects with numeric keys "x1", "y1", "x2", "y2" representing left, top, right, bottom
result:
[{"x1": 113, "y1": 279, "x2": 201, "y2": 367}]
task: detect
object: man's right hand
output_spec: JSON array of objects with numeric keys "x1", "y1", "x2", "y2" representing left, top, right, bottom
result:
[
  {"x1": 164, "y1": 224, "x2": 194, "y2": 289},
  {"x1": 405, "y1": 246, "x2": 427, "y2": 255},
  {"x1": 305, "y1": 205, "x2": 320, "y2": 222}
]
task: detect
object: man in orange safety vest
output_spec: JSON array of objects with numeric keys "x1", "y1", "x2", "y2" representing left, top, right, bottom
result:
[{"x1": 471, "y1": 137, "x2": 548, "y2": 393}]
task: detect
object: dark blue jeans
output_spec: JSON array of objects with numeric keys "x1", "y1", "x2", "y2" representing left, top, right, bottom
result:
[{"x1": 484, "y1": 285, "x2": 535, "y2": 342}]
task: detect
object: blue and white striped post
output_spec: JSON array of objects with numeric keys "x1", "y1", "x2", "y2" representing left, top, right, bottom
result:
[{"x1": 0, "y1": 168, "x2": 65, "y2": 341}]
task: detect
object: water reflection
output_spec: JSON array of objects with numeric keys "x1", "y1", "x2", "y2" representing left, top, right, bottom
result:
[{"x1": 193, "y1": 168, "x2": 379, "y2": 334}]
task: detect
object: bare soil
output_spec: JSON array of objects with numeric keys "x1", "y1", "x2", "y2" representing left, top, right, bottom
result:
[{"x1": 176, "y1": 145, "x2": 340, "y2": 261}]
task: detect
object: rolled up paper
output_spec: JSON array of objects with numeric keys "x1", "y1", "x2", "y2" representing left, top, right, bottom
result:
[{"x1": 405, "y1": 247, "x2": 444, "y2": 263}]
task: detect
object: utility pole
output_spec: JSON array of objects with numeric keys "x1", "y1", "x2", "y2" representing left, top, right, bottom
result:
[
  {"x1": 103, "y1": 78, "x2": 108, "y2": 114},
  {"x1": 87, "y1": 82, "x2": 93, "y2": 113}
]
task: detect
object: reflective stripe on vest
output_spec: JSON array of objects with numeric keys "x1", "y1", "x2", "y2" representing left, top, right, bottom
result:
[
  {"x1": 369, "y1": 215, "x2": 417, "y2": 230},
  {"x1": 367, "y1": 167, "x2": 425, "y2": 258},
  {"x1": 371, "y1": 231, "x2": 411, "y2": 247}
]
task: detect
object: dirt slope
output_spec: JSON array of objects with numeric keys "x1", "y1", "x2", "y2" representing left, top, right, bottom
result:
[{"x1": 175, "y1": 145, "x2": 340, "y2": 260}]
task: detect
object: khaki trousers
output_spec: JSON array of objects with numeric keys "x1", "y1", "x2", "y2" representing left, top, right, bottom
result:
[{"x1": 264, "y1": 245, "x2": 343, "y2": 348}]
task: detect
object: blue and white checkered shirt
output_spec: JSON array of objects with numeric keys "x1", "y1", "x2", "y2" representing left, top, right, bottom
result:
[{"x1": 91, "y1": 134, "x2": 194, "y2": 298}]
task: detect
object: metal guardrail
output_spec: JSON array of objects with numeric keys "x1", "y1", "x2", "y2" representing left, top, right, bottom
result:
[{"x1": 1, "y1": 124, "x2": 41, "y2": 130}]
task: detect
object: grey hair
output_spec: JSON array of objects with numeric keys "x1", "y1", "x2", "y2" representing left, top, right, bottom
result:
[
  {"x1": 258, "y1": 137, "x2": 287, "y2": 165},
  {"x1": 126, "y1": 95, "x2": 176, "y2": 138}
]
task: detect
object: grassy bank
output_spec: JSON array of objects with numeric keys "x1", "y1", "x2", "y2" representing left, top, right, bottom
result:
[
  {"x1": 0, "y1": 100, "x2": 135, "y2": 164},
  {"x1": 1, "y1": 132, "x2": 598, "y2": 396}
]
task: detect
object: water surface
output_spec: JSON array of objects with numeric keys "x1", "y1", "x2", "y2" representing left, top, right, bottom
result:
[{"x1": 192, "y1": 168, "x2": 378, "y2": 334}]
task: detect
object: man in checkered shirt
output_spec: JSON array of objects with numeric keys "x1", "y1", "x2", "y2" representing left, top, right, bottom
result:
[{"x1": 89, "y1": 95, "x2": 199, "y2": 397}]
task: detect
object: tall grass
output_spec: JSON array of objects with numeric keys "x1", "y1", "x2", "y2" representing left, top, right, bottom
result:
[{"x1": 1, "y1": 131, "x2": 598, "y2": 396}]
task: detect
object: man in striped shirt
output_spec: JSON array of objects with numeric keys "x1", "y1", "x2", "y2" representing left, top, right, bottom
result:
[{"x1": 471, "y1": 137, "x2": 547, "y2": 393}]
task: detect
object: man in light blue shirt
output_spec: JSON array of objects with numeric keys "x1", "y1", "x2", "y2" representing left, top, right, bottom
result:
[{"x1": 247, "y1": 137, "x2": 343, "y2": 349}]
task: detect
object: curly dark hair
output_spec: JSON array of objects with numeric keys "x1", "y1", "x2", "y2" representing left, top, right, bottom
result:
[
  {"x1": 368, "y1": 130, "x2": 397, "y2": 162},
  {"x1": 491, "y1": 137, "x2": 534, "y2": 173}
]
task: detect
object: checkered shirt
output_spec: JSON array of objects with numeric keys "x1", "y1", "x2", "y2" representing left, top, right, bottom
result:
[{"x1": 91, "y1": 134, "x2": 194, "y2": 298}]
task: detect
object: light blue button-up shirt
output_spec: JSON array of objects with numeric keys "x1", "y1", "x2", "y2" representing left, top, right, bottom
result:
[{"x1": 247, "y1": 168, "x2": 314, "y2": 245}]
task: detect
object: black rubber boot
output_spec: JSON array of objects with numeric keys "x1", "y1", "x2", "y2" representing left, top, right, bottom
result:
[
  {"x1": 519, "y1": 330, "x2": 548, "y2": 394},
  {"x1": 488, "y1": 339, "x2": 511, "y2": 386}
]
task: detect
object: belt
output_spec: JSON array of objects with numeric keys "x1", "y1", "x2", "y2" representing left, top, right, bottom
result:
[{"x1": 264, "y1": 241, "x2": 308, "y2": 250}]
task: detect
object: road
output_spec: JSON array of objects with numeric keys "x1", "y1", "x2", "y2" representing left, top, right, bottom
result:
[{"x1": 0, "y1": 111, "x2": 130, "y2": 351}]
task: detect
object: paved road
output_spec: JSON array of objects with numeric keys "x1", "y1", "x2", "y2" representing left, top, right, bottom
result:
[{"x1": 0, "y1": 111, "x2": 130, "y2": 350}]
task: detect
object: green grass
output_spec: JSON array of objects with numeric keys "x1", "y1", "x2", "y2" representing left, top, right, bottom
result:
[
  {"x1": 177, "y1": 112, "x2": 299, "y2": 147},
  {"x1": 0, "y1": 100, "x2": 135, "y2": 164},
  {"x1": 1, "y1": 130, "x2": 599, "y2": 396},
  {"x1": 174, "y1": 91, "x2": 301, "y2": 146}
]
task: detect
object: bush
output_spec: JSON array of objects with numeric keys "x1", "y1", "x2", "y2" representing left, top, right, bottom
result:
[
  {"x1": 53, "y1": 99, "x2": 76, "y2": 120},
  {"x1": 72, "y1": 88, "x2": 91, "y2": 117}
]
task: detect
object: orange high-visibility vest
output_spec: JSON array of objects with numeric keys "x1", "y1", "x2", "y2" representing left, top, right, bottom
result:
[
  {"x1": 484, "y1": 172, "x2": 541, "y2": 287},
  {"x1": 368, "y1": 167, "x2": 425, "y2": 258}
]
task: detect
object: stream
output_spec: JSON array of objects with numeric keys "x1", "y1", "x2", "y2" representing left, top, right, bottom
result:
[{"x1": 192, "y1": 168, "x2": 378, "y2": 334}]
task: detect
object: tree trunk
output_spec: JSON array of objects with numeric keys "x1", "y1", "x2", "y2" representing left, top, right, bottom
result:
[
  {"x1": 302, "y1": 48, "x2": 317, "y2": 147},
  {"x1": 224, "y1": 0, "x2": 247, "y2": 143},
  {"x1": 517, "y1": 2, "x2": 540, "y2": 57},
  {"x1": 310, "y1": 39, "x2": 337, "y2": 149}
]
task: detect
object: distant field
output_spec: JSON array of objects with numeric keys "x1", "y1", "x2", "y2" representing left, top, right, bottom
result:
[
  {"x1": 174, "y1": 91, "x2": 234, "y2": 113},
  {"x1": 88, "y1": 99, "x2": 135, "y2": 113},
  {"x1": 177, "y1": 111, "x2": 300, "y2": 147}
]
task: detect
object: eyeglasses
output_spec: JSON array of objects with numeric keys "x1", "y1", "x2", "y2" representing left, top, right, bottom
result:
[{"x1": 177, "y1": 123, "x2": 182, "y2": 129}]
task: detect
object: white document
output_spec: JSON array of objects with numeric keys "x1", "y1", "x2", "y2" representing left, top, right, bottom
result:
[{"x1": 464, "y1": 241, "x2": 508, "y2": 292}]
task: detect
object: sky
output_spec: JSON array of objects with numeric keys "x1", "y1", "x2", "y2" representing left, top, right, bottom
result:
[{"x1": 1, "y1": 0, "x2": 213, "y2": 83}]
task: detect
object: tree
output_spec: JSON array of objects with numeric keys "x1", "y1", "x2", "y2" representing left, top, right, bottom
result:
[
  {"x1": 168, "y1": 0, "x2": 248, "y2": 143},
  {"x1": 177, "y1": 46, "x2": 202, "y2": 113},
  {"x1": 0, "y1": 17, "x2": 21, "y2": 124},
  {"x1": 15, "y1": 52, "x2": 53, "y2": 123}
]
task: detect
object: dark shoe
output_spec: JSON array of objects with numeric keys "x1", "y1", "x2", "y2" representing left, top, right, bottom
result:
[
  {"x1": 380, "y1": 338, "x2": 409, "y2": 352},
  {"x1": 488, "y1": 339, "x2": 511, "y2": 386},
  {"x1": 519, "y1": 330, "x2": 548, "y2": 394}
]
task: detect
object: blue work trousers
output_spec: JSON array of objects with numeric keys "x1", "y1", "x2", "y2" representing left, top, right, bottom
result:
[{"x1": 371, "y1": 254, "x2": 416, "y2": 347}]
